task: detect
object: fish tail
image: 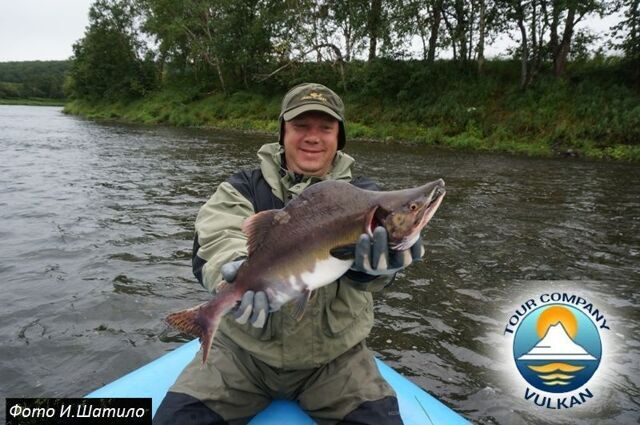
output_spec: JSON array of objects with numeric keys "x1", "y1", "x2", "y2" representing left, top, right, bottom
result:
[{"x1": 165, "y1": 286, "x2": 239, "y2": 364}]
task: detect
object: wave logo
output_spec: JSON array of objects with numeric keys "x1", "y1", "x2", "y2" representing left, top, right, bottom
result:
[
  {"x1": 504, "y1": 293, "x2": 609, "y2": 410},
  {"x1": 514, "y1": 304, "x2": 601, "y2": 393}
]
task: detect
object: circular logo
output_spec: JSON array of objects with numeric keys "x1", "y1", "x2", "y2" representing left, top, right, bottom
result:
[{"x1": 513, "y1": 304, "x2": 601, "y2": 393}]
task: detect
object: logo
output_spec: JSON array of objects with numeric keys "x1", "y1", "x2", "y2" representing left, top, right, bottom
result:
[
  {"x1": 301, "y1": 92, "x2": 328, "y2": 102},
  {"x1": 504, "y1": 292, "x2": 609, "y2": 410}
]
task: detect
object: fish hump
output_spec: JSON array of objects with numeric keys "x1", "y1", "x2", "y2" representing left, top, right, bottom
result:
[{"x1": 242, "y1": 209, "x2": 283, "y2": 255}]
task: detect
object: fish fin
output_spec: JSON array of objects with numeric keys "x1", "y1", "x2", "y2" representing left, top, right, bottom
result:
[
  {"x1": 242, "y1": 209, "x2": 279, "y2": 256},
  {"x1": 330, "y1": 244, "x2": 356, "y2": 260},
  {"x1": 165, "y1": 301, "x2": 208, "y2": 338},
  {"x1": 293, "y1": 289, "x2": 312, "y2": 321},
  {"x1": 214, "y1": 280, "x2": 232, "y2": 293},
  {"x1": 165, "y1": 289, "x2": 240, "y2": 364}
]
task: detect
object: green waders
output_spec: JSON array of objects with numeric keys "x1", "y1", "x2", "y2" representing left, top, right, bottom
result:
[{"x1": 154, "y1": 333, "x2": 402, "y2": 425}]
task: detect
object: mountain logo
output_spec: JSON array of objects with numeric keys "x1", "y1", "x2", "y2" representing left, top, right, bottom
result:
[{"x1": 513, "y1": 303, "x2": 602, "y2": 394}]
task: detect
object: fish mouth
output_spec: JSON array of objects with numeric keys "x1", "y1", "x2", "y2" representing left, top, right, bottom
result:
[
  {"x1": 391, "y1": 185, "x2": 446, "y2": 251},
  {"x1": 418, "y1": 185, "x2": 446, "y2": 226}
]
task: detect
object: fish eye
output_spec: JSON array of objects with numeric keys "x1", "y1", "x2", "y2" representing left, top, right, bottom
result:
[{"x1": 409, "y1": 203, "x2": 418, "y2": 211}]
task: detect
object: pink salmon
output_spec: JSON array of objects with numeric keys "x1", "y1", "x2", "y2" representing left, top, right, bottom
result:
[{"x1": 166, "y1": 178, "x2": 445, "y2": 363}]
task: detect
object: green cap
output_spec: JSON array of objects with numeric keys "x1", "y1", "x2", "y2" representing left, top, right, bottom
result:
[{"x1": 278, "y1": 82, "x2": 346, "y2": 149}]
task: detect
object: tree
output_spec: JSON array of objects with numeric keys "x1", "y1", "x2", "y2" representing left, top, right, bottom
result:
[
  {"x1": 389, "y1": 0, "x2": 444, "y2": 62},
  {"x1": 477, "y1": 0, "x2": 487, "y2": 71},
  {"x1": 143, "y1": 0, "x2": 283, "y2": 92},
  {"x1": 327, "y1": 0, "x2": 370, "y2": 61},
  {"x1": 610, "y1": 0, "x2": 640, "y2": 62},
  {"x1": 441, "y1": 0, "x2": 467, "y2": 61},
  {"x1": 67, "y1": 0, "x2": 156, "y2": 100},
  {"x1": 367, "y1": 0, "x2": 384, "y2": 59},
  {"x1": 547, "y1": 0, "x2": 605, "y2": 76},
  {"x1": 497, "y1": 0, "x2": 531, "y2": 87}
]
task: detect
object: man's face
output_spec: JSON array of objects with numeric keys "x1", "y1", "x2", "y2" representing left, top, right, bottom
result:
[{"x1": 283, "y1": 111, "x2": 339, "y2": 177}]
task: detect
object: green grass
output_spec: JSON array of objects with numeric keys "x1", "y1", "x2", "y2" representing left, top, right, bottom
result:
[
  {"x1": 64, "y1": 91, "x2": 640, "y2": 162},
  {"x1": 1, "y1": 97, "x2": 65, "y2": 106}
]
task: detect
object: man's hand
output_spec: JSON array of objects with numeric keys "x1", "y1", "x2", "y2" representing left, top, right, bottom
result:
[
  {"x1": 220, "y1": 259, "x2": 269, "y2": 328},
  {"x1": 351, "y1": 227, "x2": 424, "y2": 276}
]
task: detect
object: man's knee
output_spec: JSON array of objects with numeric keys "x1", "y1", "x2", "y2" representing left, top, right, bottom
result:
[
  {"x1": 153, "y1": 392, "x2": 228, "y2": 425},
  {"x1": 338, "y1": 396, "x2": 403, "y2": 425}
]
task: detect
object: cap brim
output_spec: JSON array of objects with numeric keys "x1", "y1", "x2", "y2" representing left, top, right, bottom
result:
[{"x1": 282, "y1": 104, "x2": 342, "y2": 122}]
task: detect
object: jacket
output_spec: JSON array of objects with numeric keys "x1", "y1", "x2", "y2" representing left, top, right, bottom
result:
[{"x1": 192, "y1": 142, "x2": 391, "y2": 369}]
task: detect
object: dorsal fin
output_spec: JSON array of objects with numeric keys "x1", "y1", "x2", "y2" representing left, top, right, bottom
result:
[{"x1": 242, "y1": 209, "x2": 280, "y2": 255}]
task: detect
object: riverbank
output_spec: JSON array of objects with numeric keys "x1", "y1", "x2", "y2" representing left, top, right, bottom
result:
[
  {"x1": 64, "y1": 62, "x2": 640, "y2": 162},
  {"x1": 1, "y1": 98, "x2": 65, "y2": 106}
]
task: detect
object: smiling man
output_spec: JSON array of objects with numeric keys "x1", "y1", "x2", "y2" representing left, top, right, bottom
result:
[
  {"x1": 280, "y1": 86, "x2": 342, "y2": 177},
  {"x1": 154, "y1": 83, "x2": 424, "y2": 425},
  {"x1": 283, "y1": 111, "x2": 339, "y2": 176}
]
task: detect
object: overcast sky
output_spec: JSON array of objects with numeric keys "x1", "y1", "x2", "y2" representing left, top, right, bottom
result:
[
  {"x1": 0, "y1": 1, "x2": 622, "y2": 62},
  {"x1": 0, "y1": 0, "x2": 92, "y2": 62}
]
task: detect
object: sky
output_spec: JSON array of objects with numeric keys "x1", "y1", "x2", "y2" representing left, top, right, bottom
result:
[
  {"x1": 0, "y1": 0, "x2": 93, "y2": 62},
  {"x1": 0, "y1": 1, "x2": 623, "y2": 62}
]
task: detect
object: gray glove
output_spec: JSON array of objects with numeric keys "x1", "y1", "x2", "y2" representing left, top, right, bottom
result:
[
  {"x1": 351, "y1": 227, "x2": 424, "y2": 276},
  {"x1": 221, "y1": 259, "x2": 269, "y2": 328}
]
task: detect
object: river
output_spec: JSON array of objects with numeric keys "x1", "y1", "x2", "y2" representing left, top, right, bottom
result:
[{"x1": 1, "y1": 105, "x2": 638, "y2": 424}]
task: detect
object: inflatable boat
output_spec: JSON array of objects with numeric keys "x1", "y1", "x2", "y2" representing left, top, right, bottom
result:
[{"x1": 87, "y1": 340, "x2": 469, "y2": 424}]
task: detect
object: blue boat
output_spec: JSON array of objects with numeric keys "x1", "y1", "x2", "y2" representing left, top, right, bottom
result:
[{"x1": 87, "y1": 340, "x2": 470, "y2": 424}]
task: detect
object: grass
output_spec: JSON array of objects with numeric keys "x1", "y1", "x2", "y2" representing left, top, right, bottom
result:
[
  {"x1": 1, "y1": 97, "x2": 65, "y2": 106},
  {"x1": 64, "y1": 91, "x2": 640, "y2": 162}
]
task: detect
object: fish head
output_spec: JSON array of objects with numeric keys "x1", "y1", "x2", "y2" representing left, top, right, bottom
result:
[{"x1": 371, "y1": 179, "x2": 446, "y2": 251}]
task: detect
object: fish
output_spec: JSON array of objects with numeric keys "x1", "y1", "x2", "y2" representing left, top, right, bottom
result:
[{"x1": 166, "y1": 178, "x2": 446, "y2": 364}]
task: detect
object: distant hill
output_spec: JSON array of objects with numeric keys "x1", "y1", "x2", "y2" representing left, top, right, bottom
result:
[{"x1": 0, "y1": 60, "x2": 69, "y2": 100}]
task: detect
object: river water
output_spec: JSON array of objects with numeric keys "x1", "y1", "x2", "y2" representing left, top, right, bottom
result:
[{"x1": 1, "y1": 105, "x2": 638, "y2": 424}]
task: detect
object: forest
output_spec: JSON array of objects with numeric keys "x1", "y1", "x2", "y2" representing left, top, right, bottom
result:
[
  {"x1": 0, "y1": 61, "x2": 68, "y2": 103},
  {"x1": 18, "y1": 0, "x2": 640, "y2": 159}
]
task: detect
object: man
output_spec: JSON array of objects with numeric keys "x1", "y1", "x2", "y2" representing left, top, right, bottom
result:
[{"x1": 154, "y1": 83, "x2": 423, "y2": 425}]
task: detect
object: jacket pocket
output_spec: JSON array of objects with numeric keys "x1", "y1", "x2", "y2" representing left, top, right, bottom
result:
[{"x1": 323, "y1": 281, "x2": 373, "y2": 336}]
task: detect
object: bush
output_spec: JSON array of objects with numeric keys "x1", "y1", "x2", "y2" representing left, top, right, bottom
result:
[{"x1": 64, "y1": 58, "x2": 640, "y2": 162}]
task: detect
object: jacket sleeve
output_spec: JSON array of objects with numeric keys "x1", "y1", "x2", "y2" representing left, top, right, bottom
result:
[{"x1": 193, "y1": 181, "x2": 254, "y2": 293}]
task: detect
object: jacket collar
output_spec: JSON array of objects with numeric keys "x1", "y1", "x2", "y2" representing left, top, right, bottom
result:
[{"x1": 256, "y1": 143, "x2": 355, "y2": 202}]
